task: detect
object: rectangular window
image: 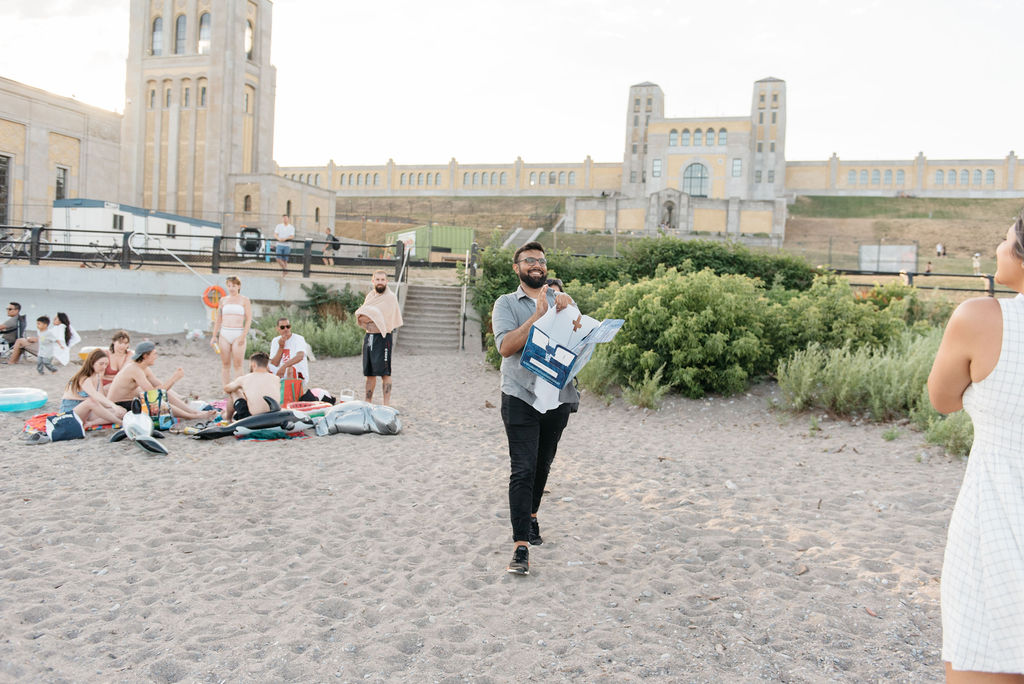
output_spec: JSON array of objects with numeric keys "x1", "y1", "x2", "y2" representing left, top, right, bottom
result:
[
  {"x1": 757, "y1": 142, "x2": 763, "y2": 153},
  {"x1": 200, "y1": 87, "x2": 207, "y2": 107},
  {"x1": 759, "y1": 92, "x2": 765, "y2": 104},
  {"x1": 771, "y1": 111, "x2": 777, "y2": 124},
  {"x1": 758, "y1": 112, "x2": 764, "y2": 124},
  {"x1": 643, "y1": 143, "x2": 648, "y2": 154},
  {"x1": 755, "y1": 170, "x2": 762, "y2": 183},
  {"x1": 772, "y1": 93, "x2": 778, "y2": 106},
  {"x1": 112, "y1": 214, "x2": 124, "y2": 231},
  {"x1": 55, "y1": 166, "x2": 68, "y2": 201},
  {"x1": 0, "y1": 154, "x2": 9, "y2": 225},
  {"x1": 183, "y1": 87, "x2": 190, "y2": 107},
  {"x1": 633, "y1": 115, "x2": 638, "y2": 127},
  {"x1": 630, "y1": 171, "x2": 637, "y2": 183},
  {"x1": 165, "y1": 89, "x2": 171, "y2": 107},
  {"x1": 652, "y1": 159, "x2": 662, "y2": 178},
  {"x1": 149, "y1": 89, "x2": 155, "y2": 109},
  {"x1": 732, "y1": 159, "x2": 742, "y2": 177},
  {"x1": 166, "y1": 223, "x2": 177, "y2": 237},
  {"x1": 632, "y1": 143, "x2": 637, "y2": 154},
  {"x1": 633, "y1": 98, "x2": 640, "y2": 112},
  {"x1": 770, "y1": 142, "x2": 775, "y2": 152},
  {"x1": 767, "y1": 170, "x2": 775, "y2": 183}
]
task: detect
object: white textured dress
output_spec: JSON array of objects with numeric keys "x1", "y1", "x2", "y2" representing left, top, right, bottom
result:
[{"x1": 942, "y1": 297, "x2": 1024, "y2": 671}]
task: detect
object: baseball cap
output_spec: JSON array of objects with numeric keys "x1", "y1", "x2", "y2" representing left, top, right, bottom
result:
[{"x1": 133, "y1": 340, "x2": 157, "y2": 360}]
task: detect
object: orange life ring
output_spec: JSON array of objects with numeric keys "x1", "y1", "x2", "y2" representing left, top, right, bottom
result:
[{"x1": 203, "y1": 285, "x2": 227, "y2": 309}]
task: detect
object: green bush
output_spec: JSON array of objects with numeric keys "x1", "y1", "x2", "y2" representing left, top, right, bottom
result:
[
  {"x1": 299, "y1": 282, "x2": 363, "y2": 320},
  {"x1": 250, "y1": 306, "x2": 364, "y2": 358},
  {"x1": 576, "y1": 346, "x2": 619, "y2": 397},
  {"x1": 858, "y1": 281, "x2": 956, "y2": 328},
  {"x1": 924, "y1": 411, "x2": 974, "y2": 458},
  {"x1": 623, "y1": 364, "x2": 671, "y2": 409}
]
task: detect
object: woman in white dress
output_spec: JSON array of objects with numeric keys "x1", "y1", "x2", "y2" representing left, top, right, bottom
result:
[
  {"x1": 928, "y1": 211, "x2": 1024, "y2": 682},
  {"x1": 211, "y1": 276, "x2": 252, "y2": 387}
]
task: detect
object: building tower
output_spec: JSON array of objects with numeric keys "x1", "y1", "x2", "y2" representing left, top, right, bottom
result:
[
  {"x1": 749, "y1": 77, "x2": 786, "y2": 200},
  {"x1": 621, "y1": 82, "x2": 664, "y2": 197},
  {"x1": 119, "y1": 0, "x2": 277, "y2": 225}
]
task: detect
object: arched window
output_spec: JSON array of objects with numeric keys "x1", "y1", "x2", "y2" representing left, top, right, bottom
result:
[
  {"x1": 948, "y1": 170, "x2": 956, "y2": 185},
  {"x1": 548, "y1": 172, "x2": 556, "y2": 185},
  {"x1": 568, "y1": 171, "x2": 575, "y2": 186},
  {"x1": 472, "y1": 172, "x2": 479, "y2": 185},
  {"x1": 960, "y1": 169, "x2": 969, "y2": 186},
  {"x1": 986, "y1": 169, "x2": 996, "y2": 185},
  {"x1": 356, "y1": 174, "x2": 362, "y2": 186},
  {"x1": 539, "y1": 172, "x2": 547, "y2": 186},
  {"x1": 434, "y1": 173, "x2": 441, "y2": 185},
  {"x1": 315, "y1": 174, "x2": 320, "y2": 186},
  {"x1": 340, "y1": 174, "x2": 346, "y2": 186},
  {"x1": 935, "y1": 170, "x2": 944, "y2": 185},
  {"x1": 482, "y1": 172, "x2": 489, "y2": 186},
  {"x1": 669, "y1": 129, "x2": 678, "y2": 146},
  {"x1": 693, "y1": 129, "x2": 703, "y2": 146},
  {"x1": 718, "y1": 129, "x2": 727, "y2": 145},
  {"x1": 198, "y1": 77, "x2": 207, "y2": 107},
  {"x1": 558, "y1": 171, "x2": 565, "y2": 185},
  {"x1": 151, "y1": 17, "x2": 163, "y2": 55},
  {"x1": 417, "y1": 172, "x2": 423, "y2": 185},
  {"x1": 682, "y1": 163, "x2": 709, "y2": 197},
  {"x1": 374, "y1": 173, "x2": 380, "y2": 185},
  {"x1": 884, "y1": 169, "x2": 892, "y2": 185},
  {"x1": 463, "y1": 172, "x2": 469, "y2": 185},
  {"x1": 425, "y1": 172, "x2": 432, "y2": 186},
  {"x1": 348, "y1": 173, "x2": 353, "y2": 185},
  {"x1": 871, "y1": 170, "x2": 880, "y2": 185},
  {"x1": 973, "y1": 169, "x2": 982, "y2": 185},
  {"x1": 399, "y1": 173, "x2": 405, "y2": 185},
  {"x1": 847, "y1": 170, "x2": 856, "y2": 185},
  {"x1": 315, "y1": 207, "x2": 320, "y2": 224},
  {"x1": 198, "y1": 13, "x2": 211, "y2": 54},
  {"x1": 243, "y1": 195, "x2": 252, "y2": 212},
  {"x1": 896, "y1": 169, "x2": 905, "y2": 185},
  {"x1": 491, "y1": 172, "x2": 497, "y2": 185},
  {"x1": 285, "y1": 200, "x2": 291, "y2": 216},
  {"x1": 245, "y1": 21, "x2": 254, "y2": 60},
  {"x1": 174, "y1": 15, "x2": 187, "y2": 54},
  {"x1": 681, "y1": 129, "x2": 690, "y2": 146},
  {"x1": 860, "y1": 170, "x2": 868, "y2": 185},
  {"x1": 529, "y1": 172, "x2": 536, "y2": 185}
]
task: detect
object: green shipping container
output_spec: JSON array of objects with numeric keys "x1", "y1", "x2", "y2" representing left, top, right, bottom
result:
[{"x1": 385, "y1": 225, "x2": 474, "y2": 260}]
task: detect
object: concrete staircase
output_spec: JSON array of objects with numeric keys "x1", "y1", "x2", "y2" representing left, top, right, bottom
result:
[{"x1": 397, "y1": 284, "x2": 464, "y2": 353}]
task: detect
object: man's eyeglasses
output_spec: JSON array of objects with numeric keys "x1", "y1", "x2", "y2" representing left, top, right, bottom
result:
[
  {"x1": 279, "y1": 324, "x2": 291, "y2": 329},
  {"x1": 517, "y1": 257, "x2": 547, "y2": 266}
]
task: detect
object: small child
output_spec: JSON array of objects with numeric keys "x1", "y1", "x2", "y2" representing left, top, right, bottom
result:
[{"x1": 33, "y1": 316, "x2": 63, "y2": 374}]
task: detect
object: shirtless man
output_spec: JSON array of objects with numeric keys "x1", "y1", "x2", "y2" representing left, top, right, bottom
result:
[
  {"x1": 223, "y1": 352, "x2": 282, "y2": 422},
  {"x1": 106, "y1": 341, "x2": 215, "y2": 420}
]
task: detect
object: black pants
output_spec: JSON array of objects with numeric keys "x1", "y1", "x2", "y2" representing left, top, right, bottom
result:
[{"x1": 501, "y1": 393, "x2": 571, "y2": 543}]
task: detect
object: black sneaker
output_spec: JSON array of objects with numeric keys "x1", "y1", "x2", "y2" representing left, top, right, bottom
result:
[
  {"x1": 507, "y1": 546, "x2": 529, "y2": 575},
  {"x1": 529, "y1": 518, "x2": 543, "y2": 545}
]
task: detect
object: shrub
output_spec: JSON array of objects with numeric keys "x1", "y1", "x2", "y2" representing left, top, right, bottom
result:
[
  {"x1": 576, "y1": 346, "x2": 619, "y2": 397},
  {"x1": 924, "y1": 411, "x2": 974, "y2": 457},
  {"x1": 250, "y1": 306, "x2": 363, "y2": 358},
  {"x1": 299, "y1": 282, "x2": 363, "y2": 321},
  {"x1": 860, "y1": 281, "x2": 956, "y2": 328},
  {"x1": 623, "y1": 364, "x2": 671, "y2": 409}
]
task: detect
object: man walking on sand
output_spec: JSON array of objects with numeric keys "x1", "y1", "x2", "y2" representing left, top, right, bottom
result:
[
  {"x1": 491, "y1": 241, "x2": 577, "y2": 576},
  {"x1": 355, "y1": 270, "x2": 403, "y2": 405},
  {"x1": 223, "y1": 352, "x2": 282, "y2": 421},
  {"x1": 273, "y1": 214, "x2": 294, "y2": 275}
]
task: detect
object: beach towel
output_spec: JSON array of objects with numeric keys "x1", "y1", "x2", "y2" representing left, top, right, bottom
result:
[{"x1": 355, "y1": 287, "x2": 403, "y2": 334}]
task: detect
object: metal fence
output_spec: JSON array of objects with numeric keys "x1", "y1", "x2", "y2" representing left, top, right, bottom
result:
[{"x1": 0, "y1": 225, "x2": 406, "y2": 280}]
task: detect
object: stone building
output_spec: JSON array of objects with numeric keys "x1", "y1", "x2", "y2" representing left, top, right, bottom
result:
[{"x1": 0, "y1": 0, "x2": 333, "y2": 236}]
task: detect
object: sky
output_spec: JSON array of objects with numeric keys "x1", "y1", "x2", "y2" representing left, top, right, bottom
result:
[{"x1": 1, "y1": 0, "x2": 1021, "y2": 167}]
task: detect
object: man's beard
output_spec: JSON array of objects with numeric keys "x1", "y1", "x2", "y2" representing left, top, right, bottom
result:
[
  {"x1": 519, "y1": 269, "x2": 546, "y2": 289},
  {"x1": 375, "y1": 284, "x2": 386, "y2": 293}
]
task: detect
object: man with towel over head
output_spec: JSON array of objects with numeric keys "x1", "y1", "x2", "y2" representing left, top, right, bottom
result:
[{"x1": 355, "y1": 270, "x2": 403, "y2": 406}]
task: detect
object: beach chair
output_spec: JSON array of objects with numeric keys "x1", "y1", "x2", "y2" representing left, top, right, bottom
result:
[{"x1": 0, "y1": 314, "x2": 28, "y2": 359}]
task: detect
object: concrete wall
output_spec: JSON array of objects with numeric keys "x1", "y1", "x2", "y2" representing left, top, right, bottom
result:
[{"x1": 0, "y1": 265, "x2": 376, "y2": 334}]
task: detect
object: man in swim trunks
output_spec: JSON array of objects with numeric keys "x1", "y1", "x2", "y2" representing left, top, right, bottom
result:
[
  {"x1": 106, "y1": 341, "x2": 215, "y2": 421},
  {"x1": 273, "y1": 214, "x2": 294, "y2": 275},
  {"x1": 223, "y1": 352, "x2": 282, "y2": 421},
  {"x1": 355, "y1": 270, "x2": 404, "y2": 406}
]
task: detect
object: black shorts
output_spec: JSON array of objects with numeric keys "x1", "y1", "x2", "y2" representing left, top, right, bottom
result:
[
  {"x1": 115, "y1": 400, "x2": 135, "y2": 411},
  {"x1": 362, "y1": 332, "x2": 392, "y2": 377},
  {"x1": 233, "y1": 398, "x2": 251, "y2": 420}
]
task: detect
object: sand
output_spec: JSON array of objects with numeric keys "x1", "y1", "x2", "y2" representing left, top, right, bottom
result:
[{"x1": 0, "y1": 333, "x2": 963, "y2": 682}]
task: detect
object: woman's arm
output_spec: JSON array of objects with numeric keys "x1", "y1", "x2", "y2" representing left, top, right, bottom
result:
[
  {"x1": 83, "y1": 375, "x2": 117, "y2": 409},
  {"x1": 212, "y1": 302, "x2": 223, "y2": 344},
  {"x1": 928, "y1": 297, "x2": 1001, "y2": 414},
  {"x1": 243, "y1": 296, "x2": 253, "y2": 335}
]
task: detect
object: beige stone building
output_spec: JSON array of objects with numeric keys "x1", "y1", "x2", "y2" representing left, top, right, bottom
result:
[{"x1": 0, "y1": 0, "x2": 333, "y2": 236}]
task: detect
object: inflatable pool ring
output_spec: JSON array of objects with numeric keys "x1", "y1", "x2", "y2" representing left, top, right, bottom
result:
[
  {"x1": 0, "y1": 388, "x2": 48, "y2": 412},
  {"x1": 285, "y1": 400, "x2": 333, "y2": 417},
  {"x1": 77, "y1": 345, "x2": 103, "y2": 362},
  {"x1": 202, "y1": 285, "x2": 227, "y2": 309}
]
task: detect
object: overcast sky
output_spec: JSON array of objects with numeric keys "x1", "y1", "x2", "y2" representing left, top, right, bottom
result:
[{"x1": 2, "y1": 0, "x2": 1020, "y2": 167}]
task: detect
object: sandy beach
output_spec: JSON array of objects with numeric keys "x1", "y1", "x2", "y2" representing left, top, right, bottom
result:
[{"x1": 0, "y1": 333, "x2": 963, "y2": 682}]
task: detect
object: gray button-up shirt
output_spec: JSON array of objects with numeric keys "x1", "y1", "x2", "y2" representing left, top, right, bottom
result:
[{"x1": 491, "y1": 285, "x2": 581, "y2": 408}]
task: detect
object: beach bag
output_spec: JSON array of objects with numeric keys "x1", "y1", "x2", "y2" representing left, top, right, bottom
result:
[
  {"x1": 45, "y1": 412, "x2": 85, "y2": 442},
  {"x1": 142, "y1": 389, "x2": 176, "y2": 430},
  {"x1": 282, "y1": 367, "x2": 303, "y2": 406}
]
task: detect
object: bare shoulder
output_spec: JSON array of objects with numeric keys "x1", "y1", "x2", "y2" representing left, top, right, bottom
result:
[{"x1": 950, "y1": 296, "x2": 1001, "y2": 327}]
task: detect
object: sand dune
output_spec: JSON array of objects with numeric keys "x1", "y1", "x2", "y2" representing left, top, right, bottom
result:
[{"x1": 0, "y1": 335, "x2": 960, "y2": 681}]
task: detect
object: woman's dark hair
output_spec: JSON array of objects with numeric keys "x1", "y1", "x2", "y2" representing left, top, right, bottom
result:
[
  {"x1": 109, "y1": 330, "x2": 130, "y2": 352},
  {"x1": 55, "y1": 312, "x2": 71, "y2": 344},
  {"x1": 546, "y1": 277, "x2": 565, "y2": 292},
  {"x1": 1014, "y1": 210, "x2": 1024, "y2": 261}
]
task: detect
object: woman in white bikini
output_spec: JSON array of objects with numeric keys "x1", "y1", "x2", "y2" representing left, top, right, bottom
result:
[{"x1": 211, "y1": 276, "x2": 252, "y2": 386}]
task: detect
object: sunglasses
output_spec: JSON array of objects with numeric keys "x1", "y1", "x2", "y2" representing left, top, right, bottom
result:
[
  {"x1": 279, "y1": 324, "x2": 291, "y2": 329},
  {"x1": 517, "y1": 257, "x2": 547, "y2": 266}
]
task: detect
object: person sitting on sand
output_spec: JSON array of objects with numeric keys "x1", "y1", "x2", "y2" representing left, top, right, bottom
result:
[
  {"x1": 223, "y1": 352, "x2": 282, "y2": 422},
  {"x1": 61, "y1": 349, "x2": 127, "y2": 428},
  {"x1": 103, "y1": 330, "x2": 132, "y2": 387},
  {"x1": 106, "y1": 341, "x2": 216, "y2": 421}
]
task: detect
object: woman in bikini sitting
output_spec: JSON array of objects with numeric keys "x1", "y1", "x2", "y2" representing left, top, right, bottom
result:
[
  {"x1": 103, "y1": 330, "x2": 132, "y2": 387},
  {"x1": 61, "y1": 348, "x2": 127, "y2": 428},
  {"x1": 211, "y1": 276, "x2": 252, "y2": 386}
]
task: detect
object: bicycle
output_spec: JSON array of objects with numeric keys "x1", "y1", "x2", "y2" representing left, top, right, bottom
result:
[
  {"x1": 0, "y1": 226, "x2": 52, "y2": 263},
  {"x1": 82, "y1": 238, "x2": 144, "y2": 269}
]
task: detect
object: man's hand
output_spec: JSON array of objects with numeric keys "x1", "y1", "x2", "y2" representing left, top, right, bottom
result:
[
  {"x1": 554, "y1": 292, "x2": 573, "y2": 312},
  {"x1": 534, "y1": 284, "x2": 549, "y2": 319},
  {"x1": 276, "y1": 367, "x2": 286, "y2": 378},
  {"x1": 171, "y1": 368, "x2": 185, "y2": 383}
]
